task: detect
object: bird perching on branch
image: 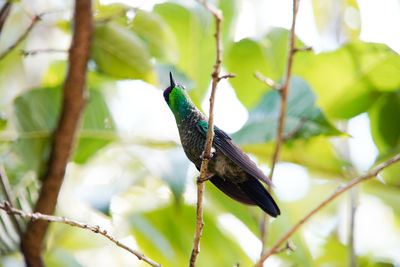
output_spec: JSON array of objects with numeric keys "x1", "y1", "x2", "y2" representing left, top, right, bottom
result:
[{"x1": 163, "y1": 72, "x2": 280, "y2": 217}]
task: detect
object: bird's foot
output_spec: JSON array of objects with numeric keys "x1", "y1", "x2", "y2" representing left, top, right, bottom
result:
[
  {"x1": 200, "y1": 147, "x2": 215, "y2": 160},
  {"x1": 197, "y1": 173, "x2": 214, "y2": 183}
]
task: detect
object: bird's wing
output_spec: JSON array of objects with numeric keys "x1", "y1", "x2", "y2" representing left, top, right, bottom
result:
[{"x1": 196, "y1": 121, "x2": 272, "y2": 187}]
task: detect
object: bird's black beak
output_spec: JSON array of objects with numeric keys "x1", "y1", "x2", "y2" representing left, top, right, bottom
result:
[{"x1": 169, "y1": 72, "x2": 176, "y2": 88}]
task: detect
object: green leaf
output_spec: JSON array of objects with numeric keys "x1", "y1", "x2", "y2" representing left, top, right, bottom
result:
[
  {"x1": 92, "y1": 22, "x2": 156, "y2": 83},
  {"x1": 73, "y1": 90, "x2": 116, "y2": 163},
  {"x1": 12, "y1": 87, "x2": 116, "y2": 175},
  {"x1": 131, "y1": 9, "x2": 178, "y2": 62},
  {"x1": 129, "y1": 204, "x2": 253, "y2": 267},
  {"x1": 357, "y1": 255, "x2": 396, "y2": 267},
  {"x1": 154, "y1": 2, "x2": 215, "y2": 107},
  {"x1": 94, "y1": 2, "x2": 130, "y2": 25},
  {"x1": 55, "y1": 21, "x2": 71, "y2": 34},
  {"x1": 224, "y1": 29, "x2": 292, "y2": 107},
  {"x1": 42, "y1": 60, "x2": 117, "y2": 92},
  {"x1": 294, "y1": 42, "x2": 400, "y2": 118},
  {"x1": 0, "y1": 111, "x2": 7, "y2": 130},
  {"x1": 42, "y1": 61, "x2": 67, "y2": 87},
  {"x1": 13, "y1": 88, "x2": 60, "y2": 174},
  {"x1": 369, "y1": 92, "x2": 400, "y2": 153},
  {"x1": 368, "y1": 91, "x2": 400, "y2": 186},
  {"x1": 232, "y1": 76, "x2": 342, "y2": 144},
  {"x1": 315, "y1": 234, "x2": 347, "y2": 265},
  {"x1": 378, "y1": 159, "x2": 400, "y2": 187}
]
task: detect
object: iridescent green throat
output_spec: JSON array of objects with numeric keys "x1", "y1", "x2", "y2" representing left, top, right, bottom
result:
[{"x1": 168, "y1": 87, "x2": 195, "y2": 124}]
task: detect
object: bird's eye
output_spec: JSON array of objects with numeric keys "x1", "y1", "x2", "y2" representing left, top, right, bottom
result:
[{"x1": 177, "y1": 84, "x2": 186, "y2": 90}]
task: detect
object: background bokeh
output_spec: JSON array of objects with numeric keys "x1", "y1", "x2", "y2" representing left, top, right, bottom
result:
[{"x1": 0, "y1": 0, "x2": 400, "y2": 266}]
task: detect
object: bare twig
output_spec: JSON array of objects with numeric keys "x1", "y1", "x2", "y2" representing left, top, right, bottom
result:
[
  {"x1": 283, "y1": 116, "x2": 306, "y2": 141},
  {"x1": 254, "y1": 71, "x2": 281, "y2": 91},
  {"x1": 259, "y1": 0, "x2": 300, "y2": 255},
  {"x1": 349, "y1": 187, "x2": 358, "y2": 267},
  {"x1": 20, "y1": 0, "x2": 93, "y2": 265},
  {"x1": 273, "y1": 240, "x2": 296, "y2": 254},
  {"x1": 0, "y1": 13, "x2": 40, "y2": 61},
  {"x1": 218, "y1": 73, "x2": 236, "y2": 81},
  {"x1": 269, "y1": 0, "x2": 299, "y2": 180},
  {"x1": 0, "y1": 165, "x2": 23, "y2": 236},
  {"x1": 0, "y1": 202, "x2": 161, "y2": 267},
  {"x1": 189, "y1": 1, "x2": 230, "y2": 266},
  {"x1": 293, "y1": 46, "x2": 313, "y2": 53},
  {"x1": 256, "y1": 153, "x2": 400, "y2": 266},
  {"x1": 22, "y1": 49, "x2": 68, "y2": 56},
  {"x1": 259, "y1": 215, "x2": 269, "y2": 256},
  {"x1": 0, "y1": 2, "x2": 12, "y2": 34}
]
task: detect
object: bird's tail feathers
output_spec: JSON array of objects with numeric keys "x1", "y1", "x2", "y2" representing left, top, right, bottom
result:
[
  {"x1": 210, "y1": 175, "x2": 255, "y2": 205},
  {"x1": 238, "y1": 177, "x2": 281, "y2": 217}
]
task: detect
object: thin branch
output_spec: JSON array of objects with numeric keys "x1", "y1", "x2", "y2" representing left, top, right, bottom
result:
[
  {"x1": 256, "y1": 153, "x2": 400, "y2": 266},
  {"x1": 254, "y1": 71, "x2": 281, "y2": 91},
  {"x1": 0, "y1": 202, "x2": 161, "y2": 267},
  {"x1": 189, "y1": 1, "x2": 228, "y2": 266},
  {"x1": 273, "y1": 240, "x2": 296, "y2": 254},
  {"x1": 0, "y1": 14, "x2": 40, "y2": 61},
  {"x1": 0, "y1": 165, "x2": 23, "y2": 236},
  {"x1": 20, "y1": 0, "x2": 93, "y2": 265},
  {"x1": 259, "y1": 0, "x2": 300, "y2": 255},
  {"x1": 283, "y1": 116, "x2": 306, "y2": 141},
  {"x1": 349, "y1": 187, "x2": 358, "y2": 267},
  {"x1": 0, "y1": 2, "x2": 12, "y2": 34},
  {"x1": 293, "y1": 46, "x2": 313, "y2": 53},
  {"x1": 22, "y1": 49, "x2": 68, "y2": 57},
  {"x1": 269, "y1": 0, "x2": 299, "y2": 180},
  {"x1": 218, "y1": 73, "x2": 236, "y2": 81},
  {"x1": 259, "y1": 215, "x2": 269, "y2": 256}
]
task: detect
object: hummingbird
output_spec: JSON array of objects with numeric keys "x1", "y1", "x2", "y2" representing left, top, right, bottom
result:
[{"x1": 163, "y1": 73, "x2": 280, "y2": 217}]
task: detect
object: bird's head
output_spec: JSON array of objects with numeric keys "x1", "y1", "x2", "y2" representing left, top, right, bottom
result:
[{"x1": 163, "y1": 72, "x2": 190, "y2": 108}]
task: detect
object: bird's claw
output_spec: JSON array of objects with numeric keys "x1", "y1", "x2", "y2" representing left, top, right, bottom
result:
[{"x1": 200, "y1": 149, "x2": 215, "y2": 160}]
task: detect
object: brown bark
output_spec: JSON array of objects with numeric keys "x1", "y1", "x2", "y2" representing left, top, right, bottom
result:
[{"x1": 20, "y1": 0, "x2": 93, "y2": 266}]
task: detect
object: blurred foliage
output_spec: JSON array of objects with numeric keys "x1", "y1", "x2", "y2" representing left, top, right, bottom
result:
[
  {"x1": 12, "y1": 87, "x2": 116, "y2": 176},
  {"x1": 232, "y1": 76, "x2": 342, "y2": 144},
  {"x1": 129, "y1": 204, "x2": 253, "y2": 267},
  {"x1": 224, "y1": 28, "x2": 298, "y2": 107},
  {"x1": 312, "y1": 0, "x2": 361, "y2": 44},
  {"x1": 0, "y1": 0, "x2": 400, "y2": 266},
  {"x1": 92, "y1": 22, "x2": 157, "y2": 83},
  {"x1": 294, "y1": 42, "x2": 400, "y2": 119}
]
